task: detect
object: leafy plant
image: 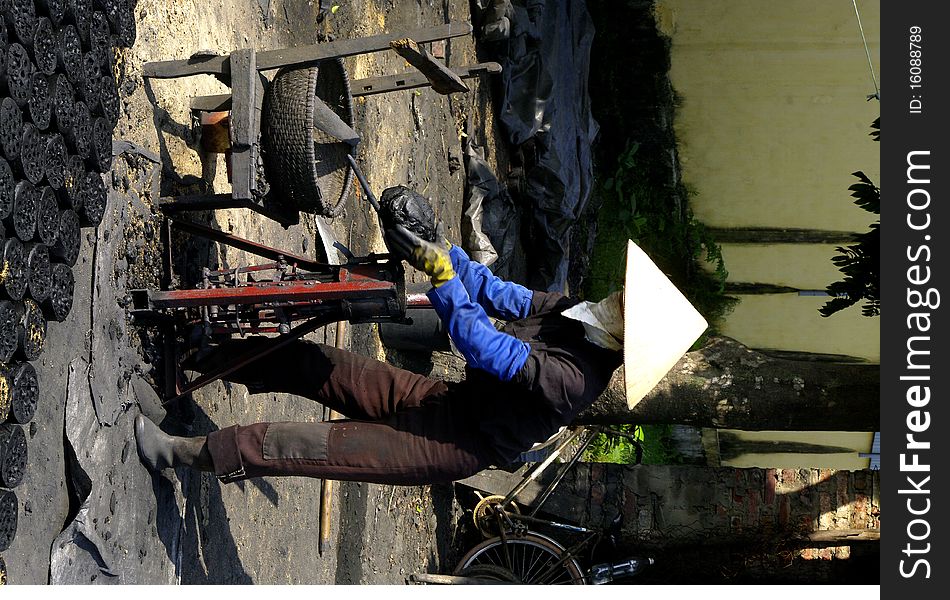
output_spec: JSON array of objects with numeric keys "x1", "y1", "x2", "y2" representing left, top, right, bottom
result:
[
  {"x1": 583, "y1": 138, "x2": 737, "y2": 466},
  {"x1": 587, "y1": 139, "x2": 737, "y2": 330},
  {"x1": 638, "y1": 424, "x2": 694, "y2": 465},
  {"x1": 583, "y1": 425, "x2": 643, "y2": 463},
  {"x1": 584, "y1": 424, "x2": 698, "y2": 465},
  {"x1": 820, "y1": 118, "x2": 880, "y2": 318}
]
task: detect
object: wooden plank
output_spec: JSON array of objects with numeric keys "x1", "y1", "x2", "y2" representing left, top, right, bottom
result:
[
  {"x1": 158, "y1": 193, "x2": 250, "y2": 211},
  {"x1": 190, "y1": 94, "x2": 232, "y2": 112},
  {"x1": 159, "y1": 194, "x2": 299, "y2": 226},
  {"x1": 389, "y1": 38, "x2": 468, "y2": 95},
  {"x1": 168, "y1": 218, "x2": 321, "y2": 270},
  {"x1": 257, "y1": 22, "x2": 473, "y2": 71},
  {"x1": 229, "y1": 49, "x2": 257, "y2": 200},
  {"x1": 143, "y1": 53, "x2": 231, "y2": 79},
  {"x1": 143, "y1": 22, "x2": 472, "y2": 79},
  {"x1": 351, "y1": 62, "x2": 501, "y2": 97},
  {"x1": 408, "y1": 574, "x2": 501, "y2": 585},
  {"x1": 189, "y1": 62, "x2": 502, "y2": 109},
  {"x1": 805, "y1": 529, "x2": 880, "y2": 543}
]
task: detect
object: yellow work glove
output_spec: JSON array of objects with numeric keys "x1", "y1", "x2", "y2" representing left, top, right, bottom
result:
[{"x1": 386, "y1": 225, "x2": 456, "y2": 287}]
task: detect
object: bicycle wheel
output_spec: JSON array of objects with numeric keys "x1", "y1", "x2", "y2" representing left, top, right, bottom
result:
[
  {"x1": 454, "y1": 532, "x2": 586, "y2": 584},
  {"x1": 457, "y1": 564, "x2": 521, "y2": 583}
]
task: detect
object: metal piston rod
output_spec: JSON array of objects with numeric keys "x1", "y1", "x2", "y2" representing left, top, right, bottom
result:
[{"x1": 132, "y1": 218, "x2": 413, "y2": 320}]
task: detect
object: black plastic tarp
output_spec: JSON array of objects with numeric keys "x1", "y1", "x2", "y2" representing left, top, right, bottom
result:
[
  {"x1": 461, "y1": 140, "x2": 520, "y2": 279},
  {"x1": 475, "y1": 0, "x2": 599, "y2": 292}
]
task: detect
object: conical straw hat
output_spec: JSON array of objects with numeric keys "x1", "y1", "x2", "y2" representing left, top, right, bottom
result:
[{"x1": 623, "y1": 240, "x2": 708, "y2": 409}]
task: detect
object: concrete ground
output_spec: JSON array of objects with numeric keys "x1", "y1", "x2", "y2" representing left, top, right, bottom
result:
[{"x1": 9, "y1": 0, "x2": 503, "y2": 584}]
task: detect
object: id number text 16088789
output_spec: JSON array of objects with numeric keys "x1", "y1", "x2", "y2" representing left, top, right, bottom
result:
[{"x1": 909, "y1": 26, "x2": 922, "y2": 114}]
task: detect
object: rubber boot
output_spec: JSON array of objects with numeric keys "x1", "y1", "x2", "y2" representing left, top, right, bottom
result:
[{"x1": 134, "y1": 415, "x2": 214, "y2": 472}]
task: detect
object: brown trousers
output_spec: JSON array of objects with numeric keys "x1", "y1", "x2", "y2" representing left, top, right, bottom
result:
[{"x1": 202, "y1": 340, "x2": 489, "y2": 485}]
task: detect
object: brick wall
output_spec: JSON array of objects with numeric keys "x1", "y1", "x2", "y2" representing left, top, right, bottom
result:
[{"x1": 542, "y1": 464, "x2": 880, "y2": 553}]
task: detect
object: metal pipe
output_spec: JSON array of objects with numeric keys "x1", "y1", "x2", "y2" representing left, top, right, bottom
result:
[
  {"x1": 144, "y1": 278, "x2": 397, "y2": 310},
  {"x1": 851, "y1": 0, "x2": 880, "y2": 101},
  {"x1": 351, "y1": 62, "x2": 501, "y2": 97},
  {"x1": 507, "y1": 512, "x2": 595, "y2": 535},
  {"x1": 345, "y1": 154, "x2": 380, "y2": 212},
  {"x1": 406, "y1": 292, "x2": 432, "y2": 308},
  {"x1": 169, "y1": 217, "x2": 328, "y2": 272},
  {"x1": 528, "y1": 428, "x2": 596, "y2": 518},
  {"x1": 501, "y1": 427, "x2": 587, "y2": 508}
]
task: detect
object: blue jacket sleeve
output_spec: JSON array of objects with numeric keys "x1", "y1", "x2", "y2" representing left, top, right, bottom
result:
[
  {"x1": 449, "y1": 245, "x2": 532, "y2": 321},
  {"x1": 427, "y1": 276, "x2": 530, "y2": 382}
]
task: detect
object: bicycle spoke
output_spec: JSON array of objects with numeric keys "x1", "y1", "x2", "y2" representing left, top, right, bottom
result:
[
  {"x1": 526, "y1": 546, "x2": 546, "y2": 582},
  {"x1": 457, "y1": 534, "x2": 586, "y2": 584}
]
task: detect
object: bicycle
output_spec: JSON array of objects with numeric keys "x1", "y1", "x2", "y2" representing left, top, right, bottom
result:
[{"x1": 419, "y1": 426, "x2": 653, "y2": 584}]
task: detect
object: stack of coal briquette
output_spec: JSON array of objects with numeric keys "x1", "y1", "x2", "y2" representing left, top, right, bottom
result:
[{"x1": 0, "y1": 0, "x2": 137, "y2": 577}]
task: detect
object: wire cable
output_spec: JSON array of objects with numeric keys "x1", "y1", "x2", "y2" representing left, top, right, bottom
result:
[{"x1": 852, "y1": 0, "x2": 880, "y2": 101}]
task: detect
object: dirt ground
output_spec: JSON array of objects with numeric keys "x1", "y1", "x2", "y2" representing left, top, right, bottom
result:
[{"x1": 8, "y1": 0, "x2": 504, "y2": 585}]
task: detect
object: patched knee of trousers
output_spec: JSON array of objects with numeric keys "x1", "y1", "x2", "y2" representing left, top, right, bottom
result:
[{"x1": 262, "y1": 422, "x2": 330, "y2": 461}]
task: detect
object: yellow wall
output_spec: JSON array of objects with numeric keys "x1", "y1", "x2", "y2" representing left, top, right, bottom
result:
[
  {"x1": 657, "y1": 0, "x2": 881, "y2": 230},
  {"x1": 721, "y1": 294, "x2": 880, "y2": 361},
  {"x1": 719, "y1": 430, "x2": 874, "y2": 470},
  {"x1": 654, "y1": 3, "x2": 881, "y2": 467},
  {"x1": 720, "y1": 243, "x2": 856, "y2": 290},
  {"x1": 657, "y1": 0, "x2": 880, "y2": 362}
]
